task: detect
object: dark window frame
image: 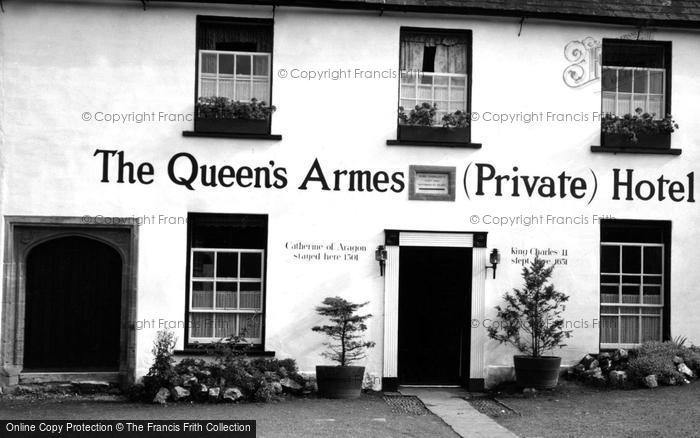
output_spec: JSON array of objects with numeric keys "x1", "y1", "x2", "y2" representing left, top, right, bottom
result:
[
  {"x1": 184, "y1": 212, "x2": 269, "y2": 349},
  {"x1": 594, "y1": 39, "x2": 677, "y2": 154},
  {"x1": 388, "y1": 27, "x2": 477, "y2": 148},
  {"x1": 599, "y1": 219, "x2": 671, "y2": 350},
  {"x1": 187, "y1": 16, "x2": 277, "y2": 139},
  {"x1": 601, "y1": 38, "x2": 672, "y2": 117}
]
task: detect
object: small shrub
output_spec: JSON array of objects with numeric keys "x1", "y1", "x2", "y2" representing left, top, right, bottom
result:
[
  {"x1": 138, "y1": 332, "x2": 308, "y2": 403},
  {"x1": 140, "y1": 330, "x2": 177, "y2": 400},
  {"x1": 679, "y1": 346, "x2": 700, "y2": 372},
  {"x1": 253, "y1": 381, "x2": 275, "y2": 402},
  {"x1": 627, "y1": 353, "x2": 682, "y2": 383},
  {"x1": 625, "y1": 339, "x2": 699, "y2": 384}
]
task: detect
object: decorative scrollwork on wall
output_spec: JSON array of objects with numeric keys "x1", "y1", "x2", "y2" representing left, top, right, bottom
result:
[{"x1": 563, "y1": 37, "x2": 601, "y2": 88}]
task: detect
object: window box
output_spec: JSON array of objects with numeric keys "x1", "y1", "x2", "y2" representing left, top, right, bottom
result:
[
  {"x1": 601, "y1": 132, "x2": 671, "y2": 150},
  {"x1": 194, "y1": 117, "x2": 269, "y2": 135},
  {"x1": 398, "y1": 125, "x2": 469, "y2": 143}
]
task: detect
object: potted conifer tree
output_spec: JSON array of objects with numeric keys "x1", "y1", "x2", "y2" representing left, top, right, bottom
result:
[
  {"x1": 312, "y1": 297, "x2": 375, "y2": 399},
  {"x1": 487, "y1": 257, "x2": 572, "y2": 389}
]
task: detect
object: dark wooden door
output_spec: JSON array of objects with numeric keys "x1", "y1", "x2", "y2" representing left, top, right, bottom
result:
[
  {"x1": 24, "y1": 236, "x2": 122, "y2": 371},
  {"x1": 398, "y1": 246, "x2": 472, "y2": 385}
]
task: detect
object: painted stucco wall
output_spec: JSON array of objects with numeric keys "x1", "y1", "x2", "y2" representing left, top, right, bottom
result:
[{"x1": 1, "y1": 0, "x2": 699, "y2": 387}]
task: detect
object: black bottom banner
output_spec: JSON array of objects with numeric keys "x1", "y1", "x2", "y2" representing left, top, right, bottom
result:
[{"x1": 1, "y1": 420, "x2": 256, "y2": 437}]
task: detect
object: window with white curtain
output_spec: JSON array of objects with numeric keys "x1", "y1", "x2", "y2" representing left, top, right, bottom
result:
[
  {"x1": 199, "y1": 51, "x2": 271, "y2": 102},
  {"x1": 600, "y1": 221, "x2": 669, "y2": 349},
  {"x1": 187, "y1": 213, "x2": 267, "y2": 346},
  {"x1": 190, "y1": 249, "x2": 264, "y2": 344},
  {"x1": 399, "y1": 29, "x2": 470, "y2": 123},
  {"x1": 601, "y1": 40, "x2": 670, "y2": 118},
  {"x1": 196, "y1": 17, "x2": 273, "y2": 103}
]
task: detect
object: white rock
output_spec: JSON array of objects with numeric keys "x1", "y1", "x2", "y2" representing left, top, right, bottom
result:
[
  {"x1": 153, "y1": 387, "x2": 170, "y2": 404},
  {"x1": 222, "y1": 387, "x2": 243, "y2": 402},
  {"x1": 644, "y1": 375, "x2": 658, "y2": 388},
  {"x1": 171, "y1": 386, "x2": 190, "y2": 401},
  {"x1": 678, "y1": 363, "x2": 694, "y2": 378},
  {"x1": 280, "y1": 377, "x2": 303, "y2": 392},
  {"x1": 208, "y1": 387, "x2": 220, "y2": 400},
  {"x1": 270, "y1": 381, "x2": 283, "y2": 394}
]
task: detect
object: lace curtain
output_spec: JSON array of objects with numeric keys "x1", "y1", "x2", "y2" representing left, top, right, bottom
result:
[{"x1": 400, "y1": 32, "x2": 467, "y2": 74}]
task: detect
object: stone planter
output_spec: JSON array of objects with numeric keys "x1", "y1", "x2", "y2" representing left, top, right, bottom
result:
[
  {"x1": 315, "y1": 365, "x2": 364, "y2": 399},
  {"x1": 514, "y1": 355, "x2": 562, "y2": 389}
]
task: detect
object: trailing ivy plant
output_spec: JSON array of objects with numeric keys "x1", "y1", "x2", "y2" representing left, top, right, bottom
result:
[
  {"x1": 398, "y1": 102, "x2": 470, "y2": 128},
  {"x1": 196, "y1": 97, "x2": 276, "y2": 120},
  {"x1": 487, "y1": 257, "x2": 572, "y2": 357},
  {"x1": 312, "y1": 297, "x2": 375, "y2": 366},
  {"x1": 602, "y1": 107, "x2": 679, "y2": 143}
]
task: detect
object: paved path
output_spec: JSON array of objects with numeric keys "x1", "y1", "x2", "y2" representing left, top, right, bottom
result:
[{"x1": 399, "y1": 388, "x2": 518, "y2": 438}]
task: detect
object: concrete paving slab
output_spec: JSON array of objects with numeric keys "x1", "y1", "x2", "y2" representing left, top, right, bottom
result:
[{"x1": 399, "y1": 387, "x2": 518, "y2": 438}]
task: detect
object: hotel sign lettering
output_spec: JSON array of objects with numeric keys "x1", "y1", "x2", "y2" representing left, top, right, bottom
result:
[{"x1": 92, "y1": 150, "x2": 695, "y2": 203}]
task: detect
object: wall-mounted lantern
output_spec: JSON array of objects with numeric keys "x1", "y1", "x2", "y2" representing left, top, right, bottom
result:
[
  {"x1": 485, "y1": 248, "x2": 500, "y2": 279},
  {"x1": 375, "y1": 245, "x2": 388, "y2": 276}
]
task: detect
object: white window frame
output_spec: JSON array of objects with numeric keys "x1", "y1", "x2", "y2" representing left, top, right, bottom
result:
[
  {"x1": 189, "y1": 247, "x2": 265, "y2": 344},
  {"x1": 601, "y1": 66, "x2": 666, "y2": 118},
  {"x1": 600, "y1": 242, "x2": 664, "y2": 349},
  {"x1": 198, "y1": 50, "x2": 271, "y2": 102},
  {"x1": 399, "y1": 71, "x2": 468, "y2": 123}
]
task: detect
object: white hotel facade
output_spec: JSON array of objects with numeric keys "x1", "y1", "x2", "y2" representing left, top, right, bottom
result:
[{"x1": 0, "y1": 0, "x2": 699, "y2": 390}]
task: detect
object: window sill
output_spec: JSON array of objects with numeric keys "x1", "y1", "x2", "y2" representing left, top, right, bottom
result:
[
  {"x1": 174, "y1": 348, "x2": 275, "y2": 357},
  {"x1": 182, "y1": 131, "x2": 282, "y2": 140},
  {"x1": 387, "y1": 139, "x2": 482, "y2": 148},
  {"x1": 590, "y1": 146, "x2": 681, "y2": 156}
]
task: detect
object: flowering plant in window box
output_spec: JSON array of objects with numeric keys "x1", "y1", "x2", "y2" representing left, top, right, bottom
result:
[
  {"x1": 397, "y1": 103, "x2": 469, "y2": 143},
  {"x1": 195, "y1": 97, "x2": 276, "y2": 134},
  {"x1": 601, "y1": 108, "x2": 678, "y2": 149}
]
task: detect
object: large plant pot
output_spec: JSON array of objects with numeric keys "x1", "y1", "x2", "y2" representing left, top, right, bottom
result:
[
  {"x1": 601, "y1": 132, "x2": 671, "y2": 149},
  {"x1": 195, "y1": 117, "x2": 269, "y2": 134},
  {"x1": 513, "y1": 356, "x2": 561, "y2": 389},
  {"x1": 316, "y1": 366, "x2": 365, "y2": 399},
  {"x1": 398, "y1": 125, "x2": 469, "y2": 143}
]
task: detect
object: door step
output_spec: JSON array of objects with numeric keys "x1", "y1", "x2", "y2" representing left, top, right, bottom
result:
[
  {"x1": 20, "y1": 371, "x2": 120, "y2": 385},
  {"x1": 12, "y1": 374, "x2": 122, "y2": 396}
]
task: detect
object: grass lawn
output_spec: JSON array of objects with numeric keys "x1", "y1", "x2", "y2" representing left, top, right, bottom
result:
[
  {"x1": 493, "y1": 379, "x2": 700, "y2": 437},
  {"x1": 0, "y1": 392, "x2": 459, "y2": 438}
]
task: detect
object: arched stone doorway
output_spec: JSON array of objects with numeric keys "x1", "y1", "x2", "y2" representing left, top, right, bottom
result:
[
  {"x1": 1, "y1": 217, "x2": 138, "y2": 386},
  {"x1": 24, "y1": 236, "x2": 122, "y2": 371}
]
